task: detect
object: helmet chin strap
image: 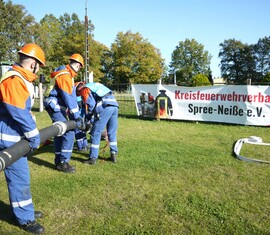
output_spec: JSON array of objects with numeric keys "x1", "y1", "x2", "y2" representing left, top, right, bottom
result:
[
  {"x1": 70, "y1": 63, "x2": 79, "y2": 73},
  {"x1": 33, "y1": 62, "x2": 38, "y2": 74}
]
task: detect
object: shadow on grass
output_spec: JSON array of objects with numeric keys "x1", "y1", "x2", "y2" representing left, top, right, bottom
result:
[
  {"x1": 70, "y1": 154, "x2": 87, "y2": 163},
  {"x1": 31, "y1": 106, "x2": 40, "y2": 112},
  {"x1": 27, "y1": 138, "x2": 113, "y2": 167},
  {"x1": 0, "y1": 200, "x2": 17, "y2": 226},
  {"x1": 118, "y1": 113, "x2": 140, "y2": 119},
  {"x1": 27, "y1": 145, "x2": 55, "y2": 170},
  {"x1": 71, "y1": 154, "x2": 113, "y2": 164},
  {"x1": 28, "y1": 155, "x2": 55, "y2": 170}
]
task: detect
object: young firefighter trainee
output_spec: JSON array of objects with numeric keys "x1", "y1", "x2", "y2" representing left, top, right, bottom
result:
[
  {"x1": 77, "y1": 82, "x2": 119, "y2": 165},
  {"x1": 74, "y1": 81, "x2": 89, "y2": 152},
  {"x1": 44, "y1": 54, "x2": 85, "y2": 173},
  {"x1": 0, "y1": 44, "x2": 46, "y2": 234}
]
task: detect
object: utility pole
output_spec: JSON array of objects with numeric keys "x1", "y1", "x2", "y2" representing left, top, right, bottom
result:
[
  {"x1": 84, "y1": 0, "x2": 89, "y2": 83},
  {"x1": 173, "y1": 68, "x2": 179, "y2": 85}
]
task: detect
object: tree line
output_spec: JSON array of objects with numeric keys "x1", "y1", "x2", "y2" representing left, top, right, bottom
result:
[{"x1": 1, "y1": 0, "x2": 270, "y2": 86}]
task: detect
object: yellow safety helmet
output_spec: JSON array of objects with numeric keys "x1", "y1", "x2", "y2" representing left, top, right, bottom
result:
[
  {"x1": 18, "y1": 43, "x2": 46, "y2": 66},
  {"x1": 69, "y1": 53, "x2": 84, "y2": 68}
]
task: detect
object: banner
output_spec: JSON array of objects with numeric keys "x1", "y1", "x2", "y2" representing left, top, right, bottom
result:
[{"x1": 131, "y1": 84, "x2": 270, "y2": 126}]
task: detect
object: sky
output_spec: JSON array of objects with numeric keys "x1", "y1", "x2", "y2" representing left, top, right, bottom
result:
[{"x1": 9, "y1": 0, "x2": 270, "y2": 78}]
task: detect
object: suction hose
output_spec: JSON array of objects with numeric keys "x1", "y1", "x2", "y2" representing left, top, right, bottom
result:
[{"x1": 0, "y1": 120, "x2": 76, "y2": 171}]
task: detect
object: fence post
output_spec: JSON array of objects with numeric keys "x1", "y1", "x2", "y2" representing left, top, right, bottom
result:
[{"x1": 39, "y1": 83, "x2": 44, "y2": 112}]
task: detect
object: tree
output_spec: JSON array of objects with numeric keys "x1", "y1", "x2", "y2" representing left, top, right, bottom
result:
[
  {"x1": 37, "y1": 13, "x2": 87, "y2": 78},
  {"x1": 254, "y1": 36, "x2": 270, "y2": 77},
  {"x1": 37, "y1": 14, "x2": 63, "y2": 76},
  {"x1": 110, "y1": 31, "x2": 165, "y2": 84},
  {"x1": 38, "y1": 12, "x2": 104, "y2": 81},
  {"x1": 54, "y1": 13, "x2": 86, "y2": 69},
  {"x1": 219, "y1": 39, "x2": 257, "y2": 84},
  {"x1": 190, "y1": 74, "x2": 211, "y2": 87},
  {"x1": 0, "y1": 0, "x2": 39, "y2": 61},
  {"x1": 170, "y1": 39, "x2": 212, "y2": 84},
  {"x1": 88, "y1": 38, "x2": 110, "y2": 82},
  {"x1": 262, "y1": 72, "x2": 270, "y2": 84}
]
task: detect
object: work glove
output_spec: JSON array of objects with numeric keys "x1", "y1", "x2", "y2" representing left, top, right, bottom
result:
[
  {"x1": 25, "y1": 148, "x2": 36, "y2": 158},
  {"x1": 85, "y1": 112, "x2": 94, "y2": 123},
  {"x1": 76, "y1": 117, "x2": 86, "y2": 130},
  {"x1": 25, "y1": 137, "x2": 40, "y2": 157},
  {"x1": 28, "y1": 135, "x2": 40, "y2": 150},
  {"x1": 84, "y1": 121, "x2": 93, "y2": 132}
]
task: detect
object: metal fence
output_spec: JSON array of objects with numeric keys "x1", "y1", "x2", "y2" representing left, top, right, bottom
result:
[
  {"x1": 113, "y1": 92, "x2": 137, "y2": 117},
  {"x1": 34, "y1": 83, "x2": 137, "y2": 117}
]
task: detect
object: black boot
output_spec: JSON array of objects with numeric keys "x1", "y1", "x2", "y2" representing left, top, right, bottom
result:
[
  {"x1": 56, "y1": 162, "x2": 76, "y2": 173},
  {"x1": 12, "y1": 211, "x2": 43, "y2": 222},
  {"x1": 34, "y1": 211, "x2": 43, "y2": 219},
  {"x1": 83, "y1": 158, "x2": 96, "y2": 165},
  {"x1": 109, "y1": 152, "x2": 117, "y2": 163},
  {"x1": 20, "y1": 220, "x2": 45, "y2": 234}
]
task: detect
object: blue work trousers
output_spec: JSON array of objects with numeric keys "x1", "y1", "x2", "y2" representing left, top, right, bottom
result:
[
  {"x1": 4, "y1": 156, "x2": 35, "y2": 225},
  {"x1": 46, "y1": 108, "x2": 75, "y2": 165},
  {"x1": 75, "y1": 129, "x2": 88, "y2": 150},
  {"x1": 90, "y1": 106, "x2": 118, "y2": 159}
]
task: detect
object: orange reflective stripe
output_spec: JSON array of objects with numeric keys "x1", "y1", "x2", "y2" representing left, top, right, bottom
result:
[
  {"x1": 55, "y1": 73, "x2": 73, "y2": 95},
  {"x1": 0, "y1": 77, "x2": 28, "y2": 109}
]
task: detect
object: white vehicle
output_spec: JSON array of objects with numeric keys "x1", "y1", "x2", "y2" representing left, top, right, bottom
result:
[{"x1": 0, "y1": 61, "x2": 13, "y2": 78}]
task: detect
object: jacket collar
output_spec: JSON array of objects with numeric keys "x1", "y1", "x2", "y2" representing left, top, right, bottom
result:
[{"x1": 13, "y1": 64, "x2": 38, "y2": 82}]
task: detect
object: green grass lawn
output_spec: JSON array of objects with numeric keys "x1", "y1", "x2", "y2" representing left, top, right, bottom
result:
[{"x1": 0, "y1": 109, "x2": 269, "y2": 234}]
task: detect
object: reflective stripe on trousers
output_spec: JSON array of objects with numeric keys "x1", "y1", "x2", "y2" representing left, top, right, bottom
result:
[
  {"x1": 45, "y1": 108, "x2": 75, "y2": 164},
  {"x1": 4, "y1": 156, "x2": 35, "y2": 225},
  {"x1": 89, "y1": 106, "x2": 118, "y2": 159}
]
